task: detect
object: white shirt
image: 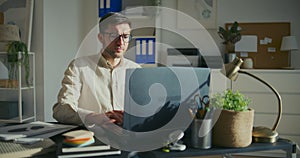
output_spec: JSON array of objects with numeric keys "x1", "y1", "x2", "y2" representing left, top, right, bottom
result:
[{"x1": 53, "y1": 54, "x2": 140, "y2": 125}]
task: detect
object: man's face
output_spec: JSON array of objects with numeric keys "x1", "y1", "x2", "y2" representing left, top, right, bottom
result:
[{"x1": 98, "y1": 23, "x2": 131, "y2": 59}]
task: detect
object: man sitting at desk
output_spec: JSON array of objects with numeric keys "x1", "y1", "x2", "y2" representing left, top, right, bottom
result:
[{"x1": 52, "y1": 12, "x2": 140, "y2": 126}]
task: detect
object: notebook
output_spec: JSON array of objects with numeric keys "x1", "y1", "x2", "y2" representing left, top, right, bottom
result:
[{"x1": 57, "y1": 137, "x2": 121, "y2": 158}]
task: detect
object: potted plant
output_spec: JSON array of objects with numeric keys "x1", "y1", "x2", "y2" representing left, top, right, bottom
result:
[
  {"x1": 6, "y1": 41, "x2": 30, "y2": 88},
  {"x1": 211, "y1": 89, "x2": 254, "y2": 148},
  {"x1": 218, "y1": 21, "x2": 241, "y2": 53},
  {"x1": 143, "y1": 0, "x2": 161, "y2": 16}
]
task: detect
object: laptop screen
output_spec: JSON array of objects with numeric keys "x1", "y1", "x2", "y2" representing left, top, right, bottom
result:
[{"x1": 123, "y1": 67, "x2": 211, "y2": 132}]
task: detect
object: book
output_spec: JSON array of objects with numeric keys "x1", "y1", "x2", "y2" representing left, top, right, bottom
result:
[
  {"x1": 62, "y1": 137, "x2": 110, "y2": 153},
  {"x1": 57, "y1": 148, "x2": 121, "y2": 158},
  {"x1": 57, "y1": 137, "x2": 121, "y2": 158}
]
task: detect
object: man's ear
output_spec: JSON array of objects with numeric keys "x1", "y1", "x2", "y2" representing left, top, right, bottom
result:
[{"x1": 98, "y1": 33, "x2": 104, "y2": 43}]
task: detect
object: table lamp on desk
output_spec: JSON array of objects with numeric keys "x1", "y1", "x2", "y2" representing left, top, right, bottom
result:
[
  {"x1": 280, "y1": 36, "x2": 299, "y2": 68},
  {"x1": 221, "y1": 57, "x2": 282, "y2": 143}
]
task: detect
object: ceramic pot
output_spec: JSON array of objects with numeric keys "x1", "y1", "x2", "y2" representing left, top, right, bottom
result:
[
  {"x1": 212, "y1": 108, "x2": 254, "y2": 147},
  {"x1": 242, "y1": 58, "x2": 253, "y2": 69},
  {"x1": 224, "y1": 53, "x2": 236, "y2": 63}
]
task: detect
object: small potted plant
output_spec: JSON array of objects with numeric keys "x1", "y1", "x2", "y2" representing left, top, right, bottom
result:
[
  {"x1": 143, "y1": 0, "x2": 161, "y2": 16},
  {"x1": 6, "y1": 41, "x2": 30, "y2": 88},
  {"x1": 218, "y1": 21, "x2": 241, "y2": 63},
  {"x1": 218, "y1": 21, "x2": 241, "y2": 53},
  {"x1": 211, "y1": 89, "x2": 254, "y2": 148}
]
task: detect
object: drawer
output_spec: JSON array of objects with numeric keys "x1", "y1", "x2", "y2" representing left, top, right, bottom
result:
[
  {"x1": 232, "y1": 71, "x2": 300, "y2": 93},
  {"x1": 254, "y1": 114, "x2": 300, "y2": 136},
  {"x1": 244, "y1": 93, "x2": 300, "y2": 115}
]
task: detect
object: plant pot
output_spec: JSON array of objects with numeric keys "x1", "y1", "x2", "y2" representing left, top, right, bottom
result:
[
  {"x1": 224, "y1": 53, "x2": 236, "y2": 63},
  {"x1": 226, "y1": 42, "x2": 235, "y2": 53},
  {"x1": 212, "y1": 108, "x2": 254, "y2": 147},
  {"x1": 0, "y1": 79, "x2": 18, "y2": 88}
]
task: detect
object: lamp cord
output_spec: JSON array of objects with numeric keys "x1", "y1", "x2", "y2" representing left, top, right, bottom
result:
[{"x1": 238, "y1": 70, "x2": 282, "y2": 131}]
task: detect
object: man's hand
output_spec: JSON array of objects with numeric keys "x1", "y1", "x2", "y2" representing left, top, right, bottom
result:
[
  {"x1": 85, "y1": 110, "x2": 124, "y2": 126},
  {"x1": 105, "y1": 110, "x2": 124, "y2": 126}
]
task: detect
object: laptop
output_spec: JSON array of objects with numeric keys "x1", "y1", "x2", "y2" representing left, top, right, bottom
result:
[
  {"x1": 91, "y1": 67, "x2": 211, "y2": 151},
  {"x1": 123, "y1": 67, "x2": 211, "y2": 132}
]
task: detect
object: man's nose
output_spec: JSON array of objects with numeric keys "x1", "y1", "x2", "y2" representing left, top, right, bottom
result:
[{"x1": 116, "y1": 35, "x2": 124, "y2": 44}]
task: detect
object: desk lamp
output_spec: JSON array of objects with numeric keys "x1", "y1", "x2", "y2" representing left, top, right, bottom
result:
[{"x1": 221, "y1": 57, "x2": 282, "y2": 143}]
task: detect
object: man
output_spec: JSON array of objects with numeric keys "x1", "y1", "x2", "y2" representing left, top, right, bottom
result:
[{"x1": 53, "y1": 13, "x2": 140, "y2": 125}]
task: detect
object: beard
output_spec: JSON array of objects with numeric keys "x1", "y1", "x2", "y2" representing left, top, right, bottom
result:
[{"x1": 103, "y1": 46, "x2": 124, "y2": 59}]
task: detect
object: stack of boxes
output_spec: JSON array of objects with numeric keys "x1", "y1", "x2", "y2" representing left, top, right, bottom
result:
[{"x1": 0, "y1": 14, "x2": 20, "y2": 51}]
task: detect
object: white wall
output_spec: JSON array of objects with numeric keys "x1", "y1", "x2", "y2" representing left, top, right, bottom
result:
[{"x1": 32, "y1": 0, "x2": 98, "y2": 121}]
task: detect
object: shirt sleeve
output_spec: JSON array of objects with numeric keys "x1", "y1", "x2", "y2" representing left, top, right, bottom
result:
[{"x1": 52, "y1": 60, "x2": 93, "y2": 125}]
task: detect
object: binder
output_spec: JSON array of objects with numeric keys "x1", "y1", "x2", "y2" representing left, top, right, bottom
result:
[
  {"x1": 135, "y1": 37, "x2": 156, "y2": 64},
  {"x1": 98, "y1": 0, "x2": 122, "y2": 17}
]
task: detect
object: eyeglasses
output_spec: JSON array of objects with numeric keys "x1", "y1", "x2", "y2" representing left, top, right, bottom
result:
[{"x1": 103, "y1": 32, "x2": 132, "y2": 43}]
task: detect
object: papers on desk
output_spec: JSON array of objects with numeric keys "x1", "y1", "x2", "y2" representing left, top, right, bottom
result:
[
  {"x1": 0, "y1": 121, "x2": 77, "y2": 157},
  {"x1": 14, "y1": 137, "x2": 44, "y2": 145},
  {"x1": 0, "y1": 134, "x2": 26, "y2": 141},
  {"x1": 0, "y1": 121, "x2": 77, "y2": 141}
]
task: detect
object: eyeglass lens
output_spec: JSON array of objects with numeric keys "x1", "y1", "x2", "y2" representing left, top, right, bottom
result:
[{"x1": 105, "y1": 32, "x2": 132, "y2": 43}]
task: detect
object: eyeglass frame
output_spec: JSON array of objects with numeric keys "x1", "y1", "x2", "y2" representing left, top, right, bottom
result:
[{"x1": 102, "y1": 32, "x2": 132, "y2": 43}]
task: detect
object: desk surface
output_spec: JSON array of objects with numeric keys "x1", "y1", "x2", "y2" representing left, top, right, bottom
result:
[
  {"x1": 107, "y1": 138, "x2": 296, "y2": 158},
  {"x1": 47, "y1": 125, "x2": 297, "y2": 158}
]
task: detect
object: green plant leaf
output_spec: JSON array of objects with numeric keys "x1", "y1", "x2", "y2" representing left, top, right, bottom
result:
[
  {"x1": 218, "y1": 21, "x2": 242, "y2": 45},
  {"x1": 6, "y1": 41, "x2": 30, "y2": 86},
  {"x1": 211, "y1": 89, "x2": 251, "y2": 111}
]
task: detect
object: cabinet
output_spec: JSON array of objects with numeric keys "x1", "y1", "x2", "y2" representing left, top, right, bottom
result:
[
  {"x1": 231, "y1": 69, "x2": 300, "y2": 146},
  {"x1": 0, "y1": 52, "x2": 36, "y2": 123}
]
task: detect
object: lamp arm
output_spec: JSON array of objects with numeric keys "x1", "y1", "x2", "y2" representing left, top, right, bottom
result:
[{"x1": 238, "y1": 70, "x2": 282, "y2": 131}]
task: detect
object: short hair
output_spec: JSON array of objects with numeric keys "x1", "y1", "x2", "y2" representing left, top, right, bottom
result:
[{"x1": 99, "y1": 12, "x2": 131, "y2": 33}]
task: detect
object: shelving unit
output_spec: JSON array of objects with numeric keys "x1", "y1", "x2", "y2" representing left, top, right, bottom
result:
[
  {"x1": 0, "y1": 52, "x2": 36, "y2": 123},
  {"x1": 124, "y1": 13, "x2": 161, "y2": 66}
]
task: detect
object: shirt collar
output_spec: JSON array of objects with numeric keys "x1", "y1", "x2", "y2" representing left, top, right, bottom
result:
[{"x1": 98, "y1": 54, "x2": 123, "y2": 69}]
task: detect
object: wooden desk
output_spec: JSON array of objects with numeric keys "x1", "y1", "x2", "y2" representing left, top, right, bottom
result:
[{"x1": 109, "y1": 138, "x2": 297, "y2": 158}]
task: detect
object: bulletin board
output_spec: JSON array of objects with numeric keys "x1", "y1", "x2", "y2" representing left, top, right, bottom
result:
[{"x1": 226, "y1": 22, "x2": 290, "y2": 69}]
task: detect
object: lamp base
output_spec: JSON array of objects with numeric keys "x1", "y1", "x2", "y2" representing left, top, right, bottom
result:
[{"x1": 252, "y1": 126, "x2": 279, "y2": 143}]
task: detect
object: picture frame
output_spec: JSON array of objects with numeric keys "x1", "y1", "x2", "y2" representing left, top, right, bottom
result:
[
  {"x1": 0, "y1": 0, "x2": 34, "y2": 50},
  {"x1": 177, "y1": 0, "x2": 217, "y2": 29}
]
